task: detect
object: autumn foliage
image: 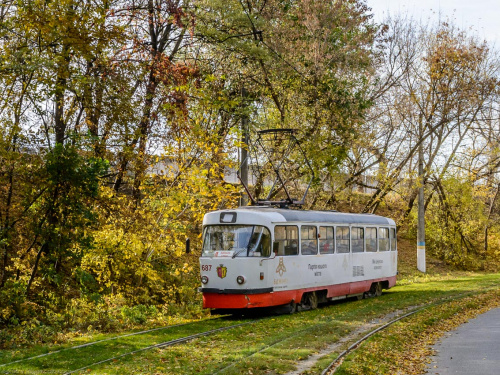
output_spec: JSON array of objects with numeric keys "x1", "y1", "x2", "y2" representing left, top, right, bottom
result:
[{"x1": 0, "y1": 0, "x2": 499, "y2": 347}]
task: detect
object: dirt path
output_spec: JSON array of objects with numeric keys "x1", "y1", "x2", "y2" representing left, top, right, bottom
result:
[{"x1": 284, "y1": 309, "x2": 410, "y2": 375}]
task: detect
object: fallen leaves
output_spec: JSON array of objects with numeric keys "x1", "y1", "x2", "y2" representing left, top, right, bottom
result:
[{"x1": 335, "y1": 290, "x2": 500, "y2": 375}]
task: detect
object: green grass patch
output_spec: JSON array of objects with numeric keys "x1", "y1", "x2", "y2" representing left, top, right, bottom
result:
[
  {"x1": 334, "y1": 288, "x2": 500, "y2": 375},
  {"x1": 0, "y1": 317, "x2": 246, "y2": 373},
  {"x1": 2, "y1": 273, "x2": 500, "y2": 374}
]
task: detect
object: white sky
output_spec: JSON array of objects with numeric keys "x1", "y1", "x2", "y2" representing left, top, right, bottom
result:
[{"x1": 366, "y1": 0, "x2": 499, "y2": 45}]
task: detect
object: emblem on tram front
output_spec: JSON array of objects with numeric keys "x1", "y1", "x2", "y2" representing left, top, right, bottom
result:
[
  {"x1": 276, "y1": 257, "x2": 287, "y2": 277},
  {"x1": 217, "y1": 264, "x2": 227, "y2": 279}
]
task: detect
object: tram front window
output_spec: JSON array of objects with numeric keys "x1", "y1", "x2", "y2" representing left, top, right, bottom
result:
[{"x1": 202, "y1": 225, "x2": 271, "y2": 257}]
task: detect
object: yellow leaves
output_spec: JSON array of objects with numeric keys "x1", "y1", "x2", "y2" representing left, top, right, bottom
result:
[
  {"x1": 172, "y1": 263, "x2": 193, "y2": 276},
  {"x1": 205, "y1": 74, "x2": 217, "y2": 83}
]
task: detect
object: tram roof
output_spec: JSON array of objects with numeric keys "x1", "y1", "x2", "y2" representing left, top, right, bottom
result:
[{"x1": 214, "y1": 207, "x2": 396, "y2": 226}]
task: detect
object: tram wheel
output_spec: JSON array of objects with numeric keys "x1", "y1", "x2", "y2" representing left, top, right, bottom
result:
[
  {"x1": 367, "y1": 282, "x2": 382, "y2": 298},
  {"x1": 300, "y1": 292, "x2": 318, "y2": 311}
]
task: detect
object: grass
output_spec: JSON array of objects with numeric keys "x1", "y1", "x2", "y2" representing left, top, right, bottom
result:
[
  {"x1": 2, "y1": 273, "x2": 500, "y2": 374},
  {"x1": 0, "y1": 317, "x2": 248, "y2": 373},
  {"x1": 334, "y1": 289, "x2": 500, "y2": 375}
]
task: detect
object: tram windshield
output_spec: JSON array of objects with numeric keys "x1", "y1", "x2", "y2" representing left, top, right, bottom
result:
[{"x1": 202, "y1": 225, "x2": 271, "y2": 257}]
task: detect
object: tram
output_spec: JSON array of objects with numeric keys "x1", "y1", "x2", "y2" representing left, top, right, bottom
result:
[{"x1": 198, "y1": 206, "x2": 397, "y2": 313}]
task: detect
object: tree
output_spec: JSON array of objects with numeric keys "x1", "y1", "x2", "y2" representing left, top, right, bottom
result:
[
  {"x1": 197, "y1": 0, "x2": 382, "y2": 203},
  {"x1": 336, "y1": 16, "x2": 500, "y2": 267}
]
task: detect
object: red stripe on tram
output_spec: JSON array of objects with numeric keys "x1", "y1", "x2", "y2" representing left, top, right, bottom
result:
[{"x1": 202, "y1": 276, "x2": 397, "y2": 309}]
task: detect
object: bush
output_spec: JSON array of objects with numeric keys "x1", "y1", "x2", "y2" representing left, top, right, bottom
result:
[{"x1": 121, "y1": 304, "x2": 158, "y2": 324}]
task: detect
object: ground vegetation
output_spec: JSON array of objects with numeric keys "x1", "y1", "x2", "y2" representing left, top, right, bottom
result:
[{"x1": 0, "y1": 0, "x2": 499, "y2": 350}]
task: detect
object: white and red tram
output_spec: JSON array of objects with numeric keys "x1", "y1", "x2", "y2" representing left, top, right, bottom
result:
[{"x1": 199, "y1": 207, "x2": 397, "y2": 313}]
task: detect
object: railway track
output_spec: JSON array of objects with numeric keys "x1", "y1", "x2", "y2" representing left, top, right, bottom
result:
[
  {"x1": 0, "y1": 320, "x2": 197, "y2": 368},
  {"x1": 0, "y1": 316, "x2": 257, "y2": 373},
  {"x1": 0, "y1": 290, "x2": 490, "y2": 374},
  {"x1": 211, "y1": 291, "x2": 484, "y2": 375},
  {"x1": 63, "y1": 320, "x2": 257, "y2": 375},
  {"x1": 319, "y1": 307, "x2": 424, "y2": 375},
  {"x1": 319, "y1": 291, "x2": 482, "y2": 375},
  {"x1": 208, "y1": 305, "x2": 424, "y2": 375}
]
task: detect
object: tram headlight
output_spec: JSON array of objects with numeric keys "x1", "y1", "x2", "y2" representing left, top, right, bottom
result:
[
  {"x1": 201, "y1": 276, "x2": 209, "y2": 284},
  {"x1": 236, "y1": 276, "x2": 245, "y2": 285}
]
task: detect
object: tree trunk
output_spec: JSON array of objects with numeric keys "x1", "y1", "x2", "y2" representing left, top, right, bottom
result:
[{"x1": 26, "y1": 243, "x2": 46, "y2": 297}]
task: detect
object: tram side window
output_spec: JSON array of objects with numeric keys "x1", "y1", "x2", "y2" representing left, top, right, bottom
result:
[
  {"x1": 319, "y1": 226, "x2": 334, "y2": 254},
  {"x1": 366, "y1": 227, "x2": 377, "y2": 252},
  {"x1": 248, "y1": 227, "x2": 272, "y2": 257},
  {"x1": 274, "y1": 226, "x2": 299, "y2": 256},
  {"x1": 301, "y1": 226, "x2": 318, "y2": 255},
  {"x1": 336, "y1": 226, "x2": 350, "y2": 253},
  {"x1": 379, "y1": 228, "x2": 390, "y2": 251},
  {"x1": 390, "y1": 228, "x2": 397, "y2": 251},
  {"x1": 351, "y1": 227, "x2": 364, "y2": 253}
]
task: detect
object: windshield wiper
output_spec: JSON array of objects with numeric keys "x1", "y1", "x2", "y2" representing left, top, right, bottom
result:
[{"x1": 232, "y1": 227, "x2": 255, "y2": 258}]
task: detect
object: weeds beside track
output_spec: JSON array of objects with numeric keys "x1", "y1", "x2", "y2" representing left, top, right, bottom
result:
[{"x1": 3, "y1": 274, "x2": 500, "y2": 374}]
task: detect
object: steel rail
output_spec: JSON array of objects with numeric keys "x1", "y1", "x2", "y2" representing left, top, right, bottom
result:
[
  {"x1": 0, "y1": 317, "x2": 225, "y2": 368},
  {"x1": 320, "y1": 307, "x2": 425, "y2": 375},
  {"x1": 63, "y1": 320, "x2": 257, "y2": 375},
  {"x1": 320, "y1": 290, "x2": 490, "y2": 375},
  {"x1": 3, "y1": 287, "x2": 496, "y2": 373},
  {"x1": 213, "y1": 314, "x2": 336, "y2": 374}
]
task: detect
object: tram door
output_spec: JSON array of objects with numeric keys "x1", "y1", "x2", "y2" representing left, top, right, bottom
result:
[
  {"x1": 349, "y1": 226, "x2": 367, "y2": 294},
  {"x1": 272, "y1": 225, "x2": 299, "y2": 291},
  {"x1": 390, "y1": 227, "x2": 398, "y2": 276},
  {"x1": 334, "y1": 226, "x2": 352, "y2": 289}
]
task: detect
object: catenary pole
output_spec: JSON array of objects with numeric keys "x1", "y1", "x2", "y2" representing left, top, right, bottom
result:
[
  {"x1": 417, "y1": 117, "x2": 426, "y2": 272},
  {"x1": 240, "y1": 86, "x2": 249, "y2": 206}
]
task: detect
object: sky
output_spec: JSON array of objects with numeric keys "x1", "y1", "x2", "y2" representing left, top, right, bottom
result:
[{"x1": 366, "y1": 0, "x2": 499, "y2": 45}]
